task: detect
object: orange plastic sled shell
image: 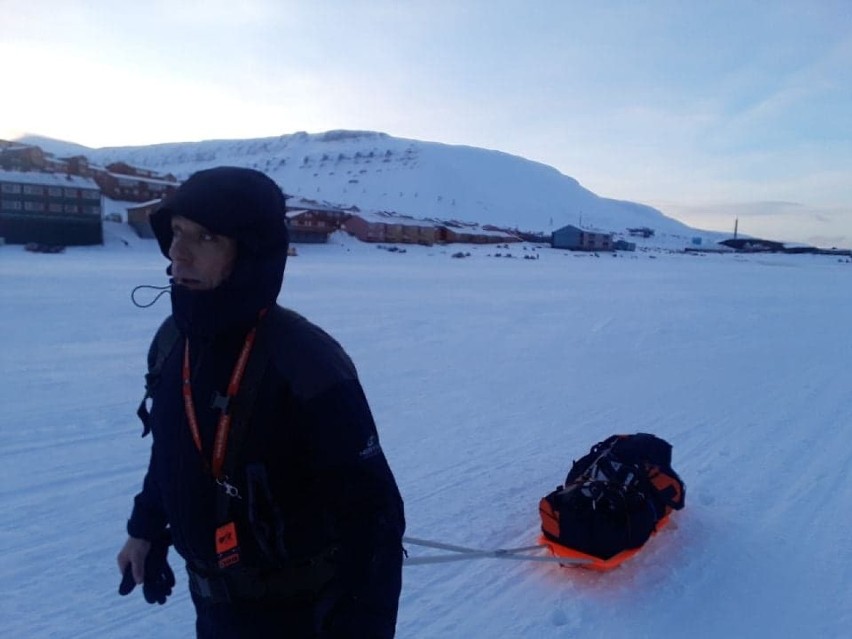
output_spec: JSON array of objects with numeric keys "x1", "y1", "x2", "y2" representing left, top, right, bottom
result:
[{"x1": 539, "y1": 513, "x2": 672, "y2": 571}]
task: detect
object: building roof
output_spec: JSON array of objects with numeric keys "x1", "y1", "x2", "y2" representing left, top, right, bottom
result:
[
  {"x1": 126, "y1": 198, "x2": 163, "y2": 210},
  {"x1": 460, "y1": 226, "x2": 518, "y2": 238},
  {"x1": 554, "y1": 224, "x2": 611, "y2": 236},
  {"x1": 107, "y1": 172, "x2": 178, "y2": 186},
  {"x1": 346, "y1": 210, "x2": 519, "y2": 238},
  {"x1": 285, "y1": 197, "x2": 350, "y2": 213},
  {"x1": 0, "y1": 169, "x2": 100, "y2": 190},
  {"x1": 349, "y1": 210, "x2": 443, "y2": 228}
]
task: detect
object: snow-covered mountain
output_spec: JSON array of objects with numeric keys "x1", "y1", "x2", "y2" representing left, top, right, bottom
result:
[
  {"x1": 15, "y1": 135, "x2": 94, "y2": 160},
  {"x1": 22, "y1": 131, "x2": 719, "y2": 242}
]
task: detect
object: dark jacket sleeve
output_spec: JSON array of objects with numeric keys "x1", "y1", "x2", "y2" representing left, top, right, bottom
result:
[
  {"x1": 126, "y1": 321, "x2": 174, "y2": 540},
  {"x1": 127, "y1": 444, "x2": 169, "y2": 541},
  {"x1": 302, "y1": 380, "x2": 405, "y2": 639}
]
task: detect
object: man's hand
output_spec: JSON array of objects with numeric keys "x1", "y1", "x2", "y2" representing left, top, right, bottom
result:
[
  {"x1": 117, "y1": 536, "x2": 151, "y2": 589},
  {"x1": 117, "y1": 532, "x2": 175, "y2": 604}
]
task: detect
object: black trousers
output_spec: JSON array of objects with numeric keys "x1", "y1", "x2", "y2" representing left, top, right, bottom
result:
[{"x1": 191, "y1": 589, "x2": 325, "y2": 639}]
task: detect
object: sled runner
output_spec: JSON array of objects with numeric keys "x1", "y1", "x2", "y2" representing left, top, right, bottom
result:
[{"x1": 538, "y1": 512, "x2": 672, "y2": 571}]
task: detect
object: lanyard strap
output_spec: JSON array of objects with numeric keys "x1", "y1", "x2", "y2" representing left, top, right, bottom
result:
[{"x1": 181, "y1": 313, "x2": 265, "y2": 479}]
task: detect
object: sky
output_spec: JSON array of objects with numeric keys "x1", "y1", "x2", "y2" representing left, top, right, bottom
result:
[{"x1": 2, "y1": 0, "x2": 851, "y2": 246}]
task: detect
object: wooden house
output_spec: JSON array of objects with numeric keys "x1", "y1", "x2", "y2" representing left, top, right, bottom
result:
[
  {"x1": 106, "y1": 162, "x2": 162, "y2": 179},
  {"x1": 0, "y1": 143, "x2": 48, "y2": 172},
  {"x1": 552, "y1": 225, "x2": 613, "y2": 251},
  {"x1": 91, "y1": 169, "x2": 179, "y2": 202},
  {"x1": 344, "y1": 211, "x2": 442, "y2": 244},
  {"x1": 286, "y1": 207, "x2": 351, "y2": 243},
  {"x1": 343, "y1": 213, "x2": 388, "y2": 242},
  {"x1": 440, "y1": 222, "x2": 520, "y2": 244}
]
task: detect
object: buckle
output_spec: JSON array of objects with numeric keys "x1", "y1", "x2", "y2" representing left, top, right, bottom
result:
[
  {"x1": 210, "y1": 391, "x2": 231, "y2": 414},
  {"x1": 188, "y1": 567, "x2": 231, "y2": 603}
]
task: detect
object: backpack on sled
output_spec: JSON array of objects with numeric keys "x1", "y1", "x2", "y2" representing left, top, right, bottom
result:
[{"x1": 539, "y1": 433, "x2": 685, "y2": 568}]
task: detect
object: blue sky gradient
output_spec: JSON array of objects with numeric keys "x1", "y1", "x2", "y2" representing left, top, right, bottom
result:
[{"x1": 2, "y1": 0, "x2": 850, "y2": 245}]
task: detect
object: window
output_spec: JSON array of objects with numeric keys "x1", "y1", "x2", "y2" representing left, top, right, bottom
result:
[
  {"x1": 1, "y1": 183, "x2": 22, "y2": 194},
  {"x1": 63, "y1": 188, "x2": 78, "y2": 198},
  {"x1": 82, "y1": 190, "x2": 100, "y2": 201},
  {"x1": 23, "y1": 185, "x2": 45, "y2": 195},
  {"x1": 49, "y1": 203, "x2": 63, "y2": 213},
  {"x1": 24, "y1": 201, "x2": 45, "y2": 211},
  {"x1": 2, "y1": 200, "x2": 23, "y2": 210},
  {"x1": 48, "y1": 187, "x2": 62, "y2": 197},
  {"x1": 64, "y1": 204, "x2": 79, "y2": 213}
]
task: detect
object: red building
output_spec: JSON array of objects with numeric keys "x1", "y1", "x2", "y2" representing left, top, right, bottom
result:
[
  {"x1": 343, "y1": 213, "x2": 388, "y2": 242},
  {"x1": 344, "y1": 211, "x2": 441, "y2": 244},
  {"x1": 0, "y1": 142, "x2": 48, "y2": 172},
  {"x1": 344, "y1": 211, "x2": 520, "y2": 245},
  {"x1": 0, "y1": 141, "x2": 180, "y2": 203},
  {"x1": 91, "y1": 170, "x2": 179, "y2": 202}
]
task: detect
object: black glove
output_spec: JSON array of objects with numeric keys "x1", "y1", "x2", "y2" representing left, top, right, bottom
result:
[
  {"x1": 143, "y1": 531, "x2": 175, "y2": 604},
  {"x1": 118, "y1": 531, "x2": 175, "y2": 605}
]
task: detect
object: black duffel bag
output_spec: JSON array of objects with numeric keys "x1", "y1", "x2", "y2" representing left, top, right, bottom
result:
[{"x1": 539, "y1": 433, "x2": 685, "y2": 560}]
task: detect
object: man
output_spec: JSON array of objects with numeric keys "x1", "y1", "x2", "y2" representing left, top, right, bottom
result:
[{"x1": 117, "y1": 166, "x2": 405, "y2": 638}]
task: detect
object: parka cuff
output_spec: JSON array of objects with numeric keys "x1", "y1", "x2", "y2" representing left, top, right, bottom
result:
[{"x1": 127, "y1": 496, "x2": 168, "y2": 541}]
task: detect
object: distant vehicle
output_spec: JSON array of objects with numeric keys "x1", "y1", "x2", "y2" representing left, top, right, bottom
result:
[{"x1": 25, "y1": 243, "x2": 65, "y2": 254}]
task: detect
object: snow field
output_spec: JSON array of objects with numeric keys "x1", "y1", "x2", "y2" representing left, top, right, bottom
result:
[{"x1": 1, "y1": 236, "x2": 850, "y2": 638}]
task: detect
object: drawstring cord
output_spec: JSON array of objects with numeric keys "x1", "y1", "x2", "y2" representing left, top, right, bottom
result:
[{"x1": 131, "y1": 284, "x2": 172, "y2": 308}]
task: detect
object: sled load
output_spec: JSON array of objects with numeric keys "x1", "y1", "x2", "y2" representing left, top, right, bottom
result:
[
  {"x1": 539, "y1": 433, "x2": 685, "y2": 571},
  {"x1": 403, "y1": 432, "x2": 685, "y2": 572}
]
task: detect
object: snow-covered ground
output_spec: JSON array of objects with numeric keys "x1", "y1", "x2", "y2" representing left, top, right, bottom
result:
[{"x1": 1, "y1": 228, "x2": 850, "y2": 638}]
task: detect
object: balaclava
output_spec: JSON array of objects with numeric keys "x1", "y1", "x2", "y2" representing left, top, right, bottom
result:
[{"x1": 149, "y1": 166, "x2": 289, "y2": 337}]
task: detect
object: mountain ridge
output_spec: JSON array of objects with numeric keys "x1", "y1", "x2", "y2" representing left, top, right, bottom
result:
[{"x1": 19, "y1": 130, "x2": 719, "y2": 241}]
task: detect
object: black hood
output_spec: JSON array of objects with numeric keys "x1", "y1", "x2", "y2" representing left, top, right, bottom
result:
[{"x1": 150, "y1": 166, "x2": 289, "y2": 337}]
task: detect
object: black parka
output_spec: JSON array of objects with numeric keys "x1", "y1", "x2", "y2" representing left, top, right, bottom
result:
[{"x1": 127, "y1": 167, "x2": 405, "y2": 637}]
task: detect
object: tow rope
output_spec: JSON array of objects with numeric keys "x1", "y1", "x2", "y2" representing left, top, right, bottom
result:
[{"x1": 402, "y1": 536, "x2": 592, "y2": 566}]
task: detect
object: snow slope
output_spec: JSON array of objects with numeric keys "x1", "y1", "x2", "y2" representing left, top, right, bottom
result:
[
  {"x1": 1, "y1": 233, "x2": 850, "y2": 638},
  {"x1": 22, "y1": 131, "x2": 722, "y2": 243}
]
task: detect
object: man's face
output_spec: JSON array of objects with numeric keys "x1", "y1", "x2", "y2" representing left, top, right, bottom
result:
[{"x1": 168, "y1": 215, "x2": 237, "y2": 290}]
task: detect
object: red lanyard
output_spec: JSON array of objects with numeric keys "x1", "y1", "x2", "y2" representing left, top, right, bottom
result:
[{"x1": 181, "y1": 315, "x2": 264, "y2": 479}]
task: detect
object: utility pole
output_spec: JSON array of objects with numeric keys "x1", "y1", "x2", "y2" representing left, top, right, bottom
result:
[{"x1": 734, "y1": 217, "x2": 738, "y2": 239}]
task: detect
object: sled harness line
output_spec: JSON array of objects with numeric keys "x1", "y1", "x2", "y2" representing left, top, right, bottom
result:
[{"x1": 402, "y1": 535, "x2": 592, "y2": 566}]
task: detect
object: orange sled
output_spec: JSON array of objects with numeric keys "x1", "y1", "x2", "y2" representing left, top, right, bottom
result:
[{"x1": 539, "y1": 512, "x2": 672, "y2": 572}]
